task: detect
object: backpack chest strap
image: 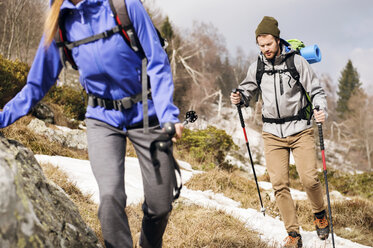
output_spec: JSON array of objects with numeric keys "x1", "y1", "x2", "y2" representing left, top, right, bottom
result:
[
  {"x1": 263, "y1": 68, "x2": 292, "y2": 75},
  {"x1": 57, "y1": 25, "x2": 125, "y2": 50}
]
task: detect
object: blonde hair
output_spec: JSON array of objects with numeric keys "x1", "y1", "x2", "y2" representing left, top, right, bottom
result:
[{"x1": 44, "y1": 0, "x2": 64, "y2": 47}]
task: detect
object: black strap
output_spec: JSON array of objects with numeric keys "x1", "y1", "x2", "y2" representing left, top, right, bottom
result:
[
  {"x1": 262, "y1": 105, "x2": 308, "y2": 124},
  {"x1": 58, "y1": 25, "x2": 123, "y2": 50},
  {"x1": 87, "y1": 91, "x2": 151, "y2": 111},
  {"x1": 256, "y1": 56, "x2": 265, "y2": 88},
  {"x1": 150, "y1": 133, "x2": 182, "y2": 200},
  {"x1": 55, "y1": 9, "x2": 79, "y2": 70},
  {"x1": 109, "y1": 0, "x2": 142, "y2": 53},
  {"x1": 284, "y1": 53, "x2": 300, "y2": 81},
  {"x1": 141, "y1": 58, "x2": 149, "y2": 133},
  {"x1": 256, "y1": 53, "x2": 299, "y2": 86},
  {"x1": 285, "y1": 53, "x2": 314, "y2": 124}
]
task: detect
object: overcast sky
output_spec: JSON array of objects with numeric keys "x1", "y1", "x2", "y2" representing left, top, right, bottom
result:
[{"x1": 152, "y1": 0, "x2": 373, "y2": 95}]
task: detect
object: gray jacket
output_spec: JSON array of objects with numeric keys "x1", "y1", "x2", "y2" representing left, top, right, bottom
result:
[{"x1": 238, "y1": 46, "x2": 327, "y2": 138}]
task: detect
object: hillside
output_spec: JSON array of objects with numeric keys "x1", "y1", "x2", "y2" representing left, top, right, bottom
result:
[{"x1": 2, "y1": 107, "x2": 371, "y2": 247}]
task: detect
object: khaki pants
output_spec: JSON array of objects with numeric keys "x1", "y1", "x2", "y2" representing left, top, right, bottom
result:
[{"x1": 263, "y1": 128, "x2": 325, "y2": 233}]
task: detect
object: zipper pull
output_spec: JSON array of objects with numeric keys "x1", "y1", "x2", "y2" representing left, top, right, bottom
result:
[
  {"x1": 279, "y1": 73, "x2": 284, "y2": 95},
  {"x1": 79, "y1": 9, "x2": 85, "y2": 24}
]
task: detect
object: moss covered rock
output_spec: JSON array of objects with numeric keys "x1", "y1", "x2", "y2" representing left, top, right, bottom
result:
[{"x1": 0, "y1": 134, "x2": 101, "y2": 247}]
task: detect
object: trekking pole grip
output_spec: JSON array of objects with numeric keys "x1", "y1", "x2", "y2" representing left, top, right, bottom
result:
[{"x1": 232, "y1": 89, "x2": 245, "y2": 128}]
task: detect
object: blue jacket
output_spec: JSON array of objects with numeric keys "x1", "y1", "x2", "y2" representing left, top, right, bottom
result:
[{"x1": 0, "y1": 0, "x2": 180, "y2": 129}]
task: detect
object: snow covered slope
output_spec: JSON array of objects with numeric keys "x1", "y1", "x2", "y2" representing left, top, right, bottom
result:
[{"x1": 35, "y1": 155, "x2": 371, "y2": 248}]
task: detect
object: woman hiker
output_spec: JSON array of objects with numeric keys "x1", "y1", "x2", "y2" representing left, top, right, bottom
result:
[{"x1": 0, "y1": 0, "x2": 183, "y2": 247}]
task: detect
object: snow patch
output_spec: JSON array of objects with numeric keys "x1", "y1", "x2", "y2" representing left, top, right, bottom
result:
[{"x1": 35, "y1": 154, "x2": 371, "y2": 248}]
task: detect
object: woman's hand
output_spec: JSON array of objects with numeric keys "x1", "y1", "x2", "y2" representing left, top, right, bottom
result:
[{"x1": 172, "y1": 123, "x2": 184, "y2": 142}]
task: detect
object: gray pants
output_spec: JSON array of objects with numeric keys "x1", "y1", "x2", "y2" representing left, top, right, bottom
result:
[{"x1": 86, "y1": 118, "x2": 177, "y2": 248}]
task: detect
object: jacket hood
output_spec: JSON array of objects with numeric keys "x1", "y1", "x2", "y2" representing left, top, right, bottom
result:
[{"x1": 59, "y1": 0, "x2": 104, "y2": 11}]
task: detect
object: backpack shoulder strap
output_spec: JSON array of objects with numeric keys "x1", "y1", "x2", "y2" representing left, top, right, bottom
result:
[
  {"x1": 108, "y1": 0, "x2": 142, "y2": 53},
  {"x1": 50, "y1": 0, "x2": 78, "y2": 69},
  {"x1": 256, "y1": 56, "x2": 265, "y2": 88},
  {"x1": 55, "y1": 10, "x2": 79, "y2": 70},
  {"x1": 286, "y1": 53, "x2": 314, "y2": 124},
  {"x1": 285, "y1": 53, "x2": 300, "y2": 82}
]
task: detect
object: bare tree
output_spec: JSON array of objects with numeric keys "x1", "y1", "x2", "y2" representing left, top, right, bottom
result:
[
  {"x1": 330, "y1": 89, "x2": 373, "y2": 171},
  {"x1": 0, "y1": 0, "x2": 47, "y2": 62},
  {"x1": 168, "y1": 22, "x2": 230, "y2": 116}
]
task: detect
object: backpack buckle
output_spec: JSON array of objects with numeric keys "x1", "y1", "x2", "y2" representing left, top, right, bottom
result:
[
  {"x1": 118, "y1": 97, "x2": 133, "y2": 110},
  {"x1": 103, "y1": 29, "x2": 114, "y2": 38}
]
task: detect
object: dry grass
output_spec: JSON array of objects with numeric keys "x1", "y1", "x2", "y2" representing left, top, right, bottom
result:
[
  {"x1": 162, "y1": 202, "x2": 274, "y2": 248},
  {"x1": 187, "y1": 168, "x2": 373, "y2": 246},
  {"x1": 324, "y1": 198, "x2": 372, "y2": 246},
  {"x1": 294, "y1": 197, "x2": 373, "y2": 246},
  {"x1": 46, "y1": 102, "x2": 79, "y2": 129},
  {"x1": 173, "y1": 145, "x2": 215, "y2": 171},
  {"x1": 125, "y1": 201, "x2": 274, "y2": 248},
  {"x1": 40, "y1": 162, "x2": 275, "y2": 248},
  {"x1": 185, "y1": 168, "x2": 279, "y2": 217},
  {"x1": 1, "y1": 116, "x2": 88, "y2": 160},
  {"x1": 126, "y1": 139, "x2": 137, "y2": 157},
  {"x1": 14, "y1": 117, "x2": 372, "y2": 246},
  {"x1": 40, "y1": 162, "x2": 104, "y2": 244}
]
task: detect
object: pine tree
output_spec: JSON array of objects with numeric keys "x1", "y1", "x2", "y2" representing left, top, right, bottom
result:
[
  {"x1": 161, "y1": 17, "x2": 174, "y2": 41},
  {"x1": 336, "y1": 60, "x2": 361, "y2": 119}
]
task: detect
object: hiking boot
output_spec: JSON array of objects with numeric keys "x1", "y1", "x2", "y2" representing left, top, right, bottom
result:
[
  {"x1": 283, "y1": 231, "x2": 302, "y2": 248},
  {"x1": 314, "y1": 211, "x2": 330, "y2": 240}
]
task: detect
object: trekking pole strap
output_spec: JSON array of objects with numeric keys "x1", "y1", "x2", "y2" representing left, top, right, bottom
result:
[{"x1": 150, "y1": 133, "x2": 182, "y2": 200}]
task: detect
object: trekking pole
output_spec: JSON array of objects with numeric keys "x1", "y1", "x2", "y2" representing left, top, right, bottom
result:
[
  {"x1": 315, "y1": 106, "x2": 335, "y2": 248},
  {"x1": 152, "y1": 111, "x2": 198, "y2": 198},
  {"x1": 232, "y1": 89, "x2": 266, "y2": 216}
]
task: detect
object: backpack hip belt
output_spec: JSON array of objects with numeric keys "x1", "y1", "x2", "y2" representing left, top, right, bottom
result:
[
  {"x1": 262, "y1": 104, "x2": 309, "y2": 124},
  {"x1": 87, "y1": 90, "x2": 151, "y2": 112}
]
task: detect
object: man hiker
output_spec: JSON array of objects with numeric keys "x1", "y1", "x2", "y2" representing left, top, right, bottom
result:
[
  {"x1": 0, "y1": 0, "x2": 182, "y2": 247},
  {"x1": 230, "y1": 16, "x2": 329, "y2": 248}
]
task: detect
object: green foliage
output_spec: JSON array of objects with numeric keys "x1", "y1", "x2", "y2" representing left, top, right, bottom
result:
[
  {"x1": 320, "y1": 169, "x2": 373, "y2": 200},
  {"x1": 216, "y1": 56, "x2": 236, "y2": 99},
  {"x1": 160, "y1": 17, "x2": 174, "y2": 57},
  {"x1": 336, "y1": 60, "x2": 362, "y2": 118},
  {"x1": 267, "y1": 163, "x2": 373, "y2": 200},
  {"x1": 176, "y1": 126, "x2": 238, "y2": 170},
  {"x1": 0, "y1": 55, "x2": 29, "y2": 108},
  {"x1": 44, "y1": 85, "x2": 87, "y2": 121},
  {"x1": 289, "y1": 164, "x2": 299, "y2": 179},
  {"x1": 161, "y1": 17, "x2": 174, "y2": 41}
]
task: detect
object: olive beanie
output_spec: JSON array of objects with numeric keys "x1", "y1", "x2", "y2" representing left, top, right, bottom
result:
[{"x1": 255, "y1": 16, "x2": 280, "y2": 38}]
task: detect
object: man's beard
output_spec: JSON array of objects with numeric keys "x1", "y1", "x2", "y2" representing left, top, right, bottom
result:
[{"x1": 264, "y1": 46, "x2": 280, "y2": 60}]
